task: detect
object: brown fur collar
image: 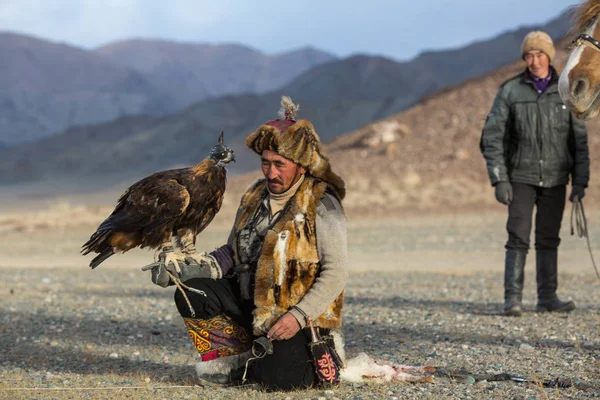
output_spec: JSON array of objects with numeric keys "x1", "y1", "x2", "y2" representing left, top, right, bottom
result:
[{"x1": 233, "y1": 176, "x2": 343, "y2": 335}]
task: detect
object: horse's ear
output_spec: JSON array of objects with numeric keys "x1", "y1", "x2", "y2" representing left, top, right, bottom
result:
[{"x1": 218, "y1": 131, "x2": 224, "y2": 144}]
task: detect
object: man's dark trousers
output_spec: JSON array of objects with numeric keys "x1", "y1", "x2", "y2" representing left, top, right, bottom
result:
[{"x1": 506, "y1": 183, "x2": 566, "y2": 251}]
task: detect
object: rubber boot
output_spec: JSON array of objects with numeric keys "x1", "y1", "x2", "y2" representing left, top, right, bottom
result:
[
  {"x1": 503, "y1": 249, "x2": 526, "y2": 316},
  {"x1": 535, "y1": 250, "x2": 575, "y2": 313}
]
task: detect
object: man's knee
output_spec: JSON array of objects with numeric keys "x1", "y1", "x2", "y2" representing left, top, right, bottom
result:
[
  {"x1": 506, "y1": 234, "x2": 530, "y2": 251},
  {"x1": 535, "y1": 238, "x2": 560, "y2": 251},
  {"x1": 173, "y1": 278, "x2": 216, "y2": 318}
]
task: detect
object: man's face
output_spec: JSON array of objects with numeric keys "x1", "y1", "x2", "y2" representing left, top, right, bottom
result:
[
  {"x1": 261, "y1": 150, "x2": 306, "y2": 194},
  {"x1": 524, "y1": 50, "x2": 550, "y2": 79}
]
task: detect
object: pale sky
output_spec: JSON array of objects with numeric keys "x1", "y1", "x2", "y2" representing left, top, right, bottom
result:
[{"x1": 0, "y1": 0, "x2": 577, "y2": 61}]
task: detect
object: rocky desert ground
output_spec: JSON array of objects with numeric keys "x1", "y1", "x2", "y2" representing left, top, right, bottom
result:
[{"x1": 0, "y1": 188, "x2": 599, "y2": 400}]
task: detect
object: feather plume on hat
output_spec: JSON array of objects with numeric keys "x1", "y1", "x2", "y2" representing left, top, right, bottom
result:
[
  {"x1": 245, "y1": 96, "x2": 345, "y2": 200},
  {"x1": 278, "y1": 96, "x2": 300, "y2": 120}
]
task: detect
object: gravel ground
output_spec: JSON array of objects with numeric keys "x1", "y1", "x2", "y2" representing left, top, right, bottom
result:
[{"x1": 1, "y1": 209, "x2": 599, "y2": 399}]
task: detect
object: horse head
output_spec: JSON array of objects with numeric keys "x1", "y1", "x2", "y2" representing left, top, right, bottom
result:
[{"x1": 559, "y1": 1, "x2": 600, "y2": 120}]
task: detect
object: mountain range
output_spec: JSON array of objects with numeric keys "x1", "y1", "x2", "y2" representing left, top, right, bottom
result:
[
  {"x1": 0, "y1": 34, "x2": 336, "y2": 145},
  {"x1": 0, "y1": 10, "x2": 573, "y2": 188}
]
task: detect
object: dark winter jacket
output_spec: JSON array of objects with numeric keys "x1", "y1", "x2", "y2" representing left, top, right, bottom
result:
[{"x1": 480, "y1": 67, "x2": 589, "y2": 188}]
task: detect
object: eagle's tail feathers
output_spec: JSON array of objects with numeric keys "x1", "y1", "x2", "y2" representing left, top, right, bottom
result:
[
  {"x1": 81, "y1": 229, "x2": 112, "y2": 255},
  {"x1": 90, "y1": 248, "x2": 115, "y2": 269}
]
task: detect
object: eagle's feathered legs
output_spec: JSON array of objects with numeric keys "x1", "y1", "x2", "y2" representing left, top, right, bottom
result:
[{"x1": 176, "y1": 231, "x2": 211, "y2": 266}]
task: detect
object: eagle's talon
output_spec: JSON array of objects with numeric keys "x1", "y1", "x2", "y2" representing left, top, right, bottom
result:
[
  {"x1": 160, "y1": 251, "x2": 186, "y2": 274},
  {"x1": 182, "y1": 252, "x2": 214, "y2": 267}
]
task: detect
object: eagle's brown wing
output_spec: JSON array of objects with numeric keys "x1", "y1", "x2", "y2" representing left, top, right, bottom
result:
[
  {"x1": 106, "y1": 178, "x2": 190, "y2": 245},
  {"x1": 82, "y1": 176, "x2": 191, "y2": 268}
]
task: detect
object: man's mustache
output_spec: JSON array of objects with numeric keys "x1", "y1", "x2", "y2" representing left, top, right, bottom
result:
[{"x1": 268, "y1": 179, "x2": 283, "y2": 185}]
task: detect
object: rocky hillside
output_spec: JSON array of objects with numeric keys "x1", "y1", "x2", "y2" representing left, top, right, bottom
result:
[
  {"x1": 0, "y1": 10, "x2": 574, "y2": 187},
  {"x1": 0, "y1": 11, "x2": 570, "y2": 148},
  {"x1": 305, "y1": 39, "x2": 600, "y2": 214}
]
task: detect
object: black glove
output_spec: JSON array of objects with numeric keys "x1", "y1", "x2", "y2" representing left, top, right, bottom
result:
[
  {"x1": 209, "y1": 244, "x2": 234, "y2": 277},
  {"x1": 494, "y1": 181, "x2": 513, "y2": 205},
  {"x1": 569, "y1": 185, "x2": 586, "y2": 202}
]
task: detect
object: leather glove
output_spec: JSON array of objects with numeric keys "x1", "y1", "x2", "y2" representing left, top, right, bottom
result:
[
  {"x1": 141, "y1": 256, "x2": 180, "y2": 288},
  {"x1": 494, "y1": 181, "x2": 513, "y2": 205},
  {"x1": 569, "y1": 185, "x2": 585, "y2": 202},
  {"x1": 142, "y1": 253, "x2": 221, "y2": 287}
]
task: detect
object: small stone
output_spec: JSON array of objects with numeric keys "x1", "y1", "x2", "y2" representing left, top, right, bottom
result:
[
  {"x1": 465, "y1": 376, "x2": 476, "y2": 384},
  {"x1": 145, "y1": 377, "x2": 151, "y2": 383},
  {"x1": 519, "y1": 344, "x2": 534, "y2": 351},
  {"x1": 109, "y1": 353, "x2": 118, "y2": 358},
  {"x1": 461, "y1": 344, "x2": 469, "y2": 350}
]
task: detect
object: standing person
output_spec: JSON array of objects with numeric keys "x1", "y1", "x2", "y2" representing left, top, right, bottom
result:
[
  {"x1": 144, "y1": 96, "x2": 347, "y2": 390},
  {"x1": 480, "y1": 31, "x2": 589, "y2": 317}
]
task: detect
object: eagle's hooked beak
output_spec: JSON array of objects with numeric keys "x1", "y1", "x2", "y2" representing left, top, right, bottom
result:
[{"x1": 226, "y1": 150, "x2": 236, "y2": 163}]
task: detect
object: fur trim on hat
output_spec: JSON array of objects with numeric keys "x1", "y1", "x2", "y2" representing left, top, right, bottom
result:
[
  {"x1": 520, "y1": 31, "x2": 555, "y2": 63},
  {"x1": 246, "y1": 99, "x2": 346, "y2": 200}
]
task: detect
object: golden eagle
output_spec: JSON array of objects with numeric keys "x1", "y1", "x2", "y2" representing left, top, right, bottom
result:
[{"x1": 81, "y1": 131, "x2": 234, "y2": 270}]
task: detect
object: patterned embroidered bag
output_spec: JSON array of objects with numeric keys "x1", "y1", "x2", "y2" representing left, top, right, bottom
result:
[{"x1": 306, "y1": 317, "x2": 343, "y2": 386}]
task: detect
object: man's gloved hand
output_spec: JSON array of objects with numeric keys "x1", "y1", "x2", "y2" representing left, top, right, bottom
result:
[
  {"x1": 494, "y1": 181, "x2": 513, "y2": 205},
  {"x1": 569, "y1": 185, "x2": 586, "y2": 202},
  {"x1": 142, "y1": 253, "x2": 219, "y2": 287},
  {"x1": 142, "y1": 244, "x2": 235, "y2": 287},
  {"x1": 141, "y1": 257, "x2": 180, "y2": 288}
]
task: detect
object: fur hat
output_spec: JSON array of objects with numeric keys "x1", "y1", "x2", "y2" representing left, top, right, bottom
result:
[
  {"x1": 520, "y1": 31, "x2": 555, "y2": 63},
  {"x1": 246, "y1": 96, "x2": 345, "y2": 199}
]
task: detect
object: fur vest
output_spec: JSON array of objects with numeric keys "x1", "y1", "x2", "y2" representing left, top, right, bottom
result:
[{"x1": 232, "y1": 176, "x2": 344, "y2": 335}]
